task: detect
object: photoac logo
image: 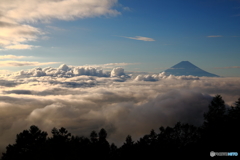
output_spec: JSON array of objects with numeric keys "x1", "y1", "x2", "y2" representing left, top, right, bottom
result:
[
  {"x1": 210, "y1": 151, "x2": 238, "y2": 157},
  {"x1": 210, "y1": 151, "x2": 216, "y2": 157}
]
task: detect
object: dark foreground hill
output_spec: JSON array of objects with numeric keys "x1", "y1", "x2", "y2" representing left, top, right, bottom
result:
[{"x1": 164, "y1": 61, "x2": 219, "y2": 77}]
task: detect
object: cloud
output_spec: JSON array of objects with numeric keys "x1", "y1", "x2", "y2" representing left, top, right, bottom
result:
[
  {"x1": 123, "y1": 7, "x2": 131, "y2": 11},
  {"x1": 0, "y1": 23, "x2": 43, "y2": 50},
  {"x1": 214, "y1": 66, "x2": 240, "y2": 69},
  {"x1": 1, "y1": 0, "x2": 120, "y2": 23},
  {"x1": 0, "y1": 70, "x2": 12, "y2": 75},
  {"x1": 103, "y1": 62, "x2": 140, "y2": 69},
  {"x1": 0, "y1": 64, "x2": 239, "y2": 154},
  {"x1": 0, "y1": 61, "x2": 59, "y2": 67},
  {"x1": 4, "y1": 44, "x2": 38, "y2": 50},
  {"x1": 0, "y1": 79, "x2": 18, "y2": 87},
  {"x1": 134, "y1": 72, "x2": 200, "y2": 81},
  {"x1": 207, "y1": 35, "x2": 223, "y2": 38},
  {"x1": 46, "y1": 26, "x2": 67, "y2": 31},
  {"x1": 0, "y1": 55, "x2": 30, "y2": 59},
  {"x1": 0, "y1": 0, "x2": 121, "y2": 50},
  {"x1": 110, "y1": 67, "x2": 125, "y2": 77},
  {"x1": 122, "y1": 36, "x2": 155, "y2": 41},
  {"x1": 232, "y1": 14, "x2": 240, "y2": 17}
]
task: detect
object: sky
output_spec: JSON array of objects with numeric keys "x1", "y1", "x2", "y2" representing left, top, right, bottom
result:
[
  {"x1": 0, "y1": 0, "x2": 240, "y2": 155},
  {"x1": 0, "y1": 0, "x2": 240, "y2": 76}
]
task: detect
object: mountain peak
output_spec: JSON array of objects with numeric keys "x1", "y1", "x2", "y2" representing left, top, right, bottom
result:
[{"x1": 164, "y1": 61, "x2": 219, "y2": 77}]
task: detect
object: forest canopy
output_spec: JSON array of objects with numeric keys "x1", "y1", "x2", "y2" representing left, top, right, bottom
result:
[{"x1": 1, "y1": 95, "x2": 240, "y2": 159}]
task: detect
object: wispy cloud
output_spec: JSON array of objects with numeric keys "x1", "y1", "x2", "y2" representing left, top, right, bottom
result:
[
  {"x1": 207, "y1": 35, "x2": 223, "y2": 38},
  {"x1": 76, "y1": 62, "x2": 140, "y2": 69},
  {"x1": 0, "y1": 55, "x2": 31, "y2": 59},
  {"x1": 0, "y1": 23, "x2": 43, "y2": 50},
  {"x1": 4, "y1": 44, "x2": 39, "y2": 50},
  {"x1": 123, "y1": 7, "x2": 131, "y2": 11},
  {"x1": 103, "y1": 62, "x2": 140, "y2": 66},
  {"x1": 214, "y1": 66, "x2": 240, "y2": 69},
  {"x1": 46, "y1": 26, "x2": 67, "y2": 31},
  {"x1": 232, "y1": 14, "x2": 240, "y2": 17},
  {"x1": 121, "y1": 36, "x2": 155, "y2": 41},
  {"x1": 0, "y1": 61, "x2": 60, "y2": 67}
]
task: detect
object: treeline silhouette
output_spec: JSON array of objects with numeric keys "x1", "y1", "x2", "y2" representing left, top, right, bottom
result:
[{"x1": 1, "y1": 95, "x2": 240, "y2": 159}]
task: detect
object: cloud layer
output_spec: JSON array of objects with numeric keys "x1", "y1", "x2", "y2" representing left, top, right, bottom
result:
[
  {"x1": 0, "y1": 64, "x2": 240, "y2": 154},
  {"x1": 0, "y1": 0, "x2": 120, "y2": 49}
]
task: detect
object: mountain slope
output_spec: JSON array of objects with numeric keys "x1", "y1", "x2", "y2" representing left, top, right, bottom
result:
[{"x1": 164, "y1": 61, "x2": 219, "y2": 77}]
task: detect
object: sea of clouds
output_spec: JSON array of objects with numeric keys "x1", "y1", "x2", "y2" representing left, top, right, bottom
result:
[{"x1": 0, "y1": 64, "x2": 240, "y2": 153}]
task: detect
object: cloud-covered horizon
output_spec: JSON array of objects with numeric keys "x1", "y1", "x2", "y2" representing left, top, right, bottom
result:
[
  {"x1": 0, "y1": 0, "x2": 120, "y2": 50},
  {"x1": 0, "y1": 64, "x2": 240, "y2": 154}
]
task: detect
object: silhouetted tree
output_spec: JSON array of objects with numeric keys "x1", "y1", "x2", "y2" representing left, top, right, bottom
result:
[
  {"x1": 225, "y1": 97, "x2": 240, "y2": 151},
  {"x1": 98, "y1": 128, "x2": 107, "y2": 141},
  {"x1": 118, "y1": 135, "x2": 136, "y2": 159},
  {"x1": 203, "y1": 95, "x2": 226, "y2": 127},
  {"x1": 45, "y1": 127, "x2": 73, "y2": 160},
  {"x1": 124, "y1": 135, "x2": 134, "y2": 146},
  {"x1": 97, "y1": 128, "x2": 110, "y2": 159},
  {"x1": 2, "y1": 125, "x2": 47, "y2": 160},
  {"x1": 201, "y1": 95, "x2": 228, "y2": 151},
  {"x1": 90, "y1": 130, "x2": 98, "y2": 143}
]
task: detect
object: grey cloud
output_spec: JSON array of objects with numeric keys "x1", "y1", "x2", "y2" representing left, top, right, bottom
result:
[
  {"x1": 3, "y1": 90, "x2": 32, "y2": 95},
  {"x1": 0, "y1": 21, "x2": 17, "y2": 27},
  {"x1": 0, "y1": 80, "x2": 18, "y2": 87}
]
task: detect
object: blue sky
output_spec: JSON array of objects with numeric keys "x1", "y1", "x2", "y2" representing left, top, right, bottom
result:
[{"x1": 0, "y1": 0, "x2": 240, "y2": 76}]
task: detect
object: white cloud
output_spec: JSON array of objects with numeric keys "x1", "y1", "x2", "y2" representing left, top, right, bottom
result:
[
  {"x1": 5, "y1": 44, "x2": 38, "y2": 50},
  {"x1": 110, "y1": 67, "x2": 125, "y2": 77},
  {"x1": 102, "y1": 62, "x2": 140, "y2": 69},
  {"x1": 0, "y1": 0, "x2": 121, "y2": 50},
  {"x1": 0, "y1": 70, "x2": 12, "y2": 75},
  {"x1": 134, "y1": 72, "x2": 200, "y2": 81},
  {"x1": 122, "y1": 36, "x2": 155, "y2": 41},
  {"x1": 0, "y1": 23, "x2": 43, "y2": 50},
  {"x1": 1, "y1": 0, "x2": 120, "y2": 23}
]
